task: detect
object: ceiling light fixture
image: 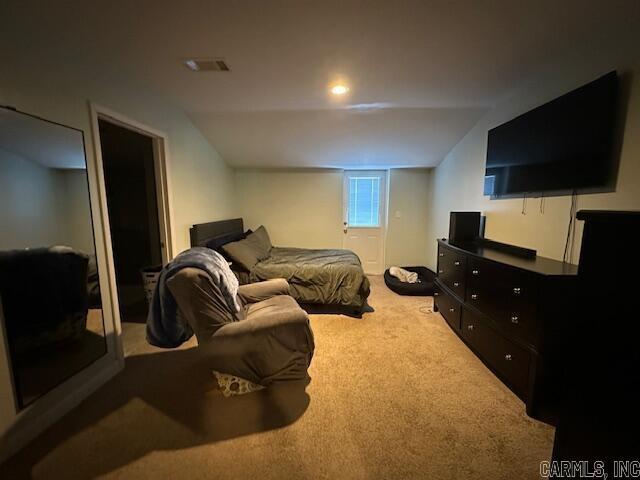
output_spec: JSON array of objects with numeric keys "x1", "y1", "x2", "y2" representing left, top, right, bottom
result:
[{"x1": 330, "y1": 85, "x2": 350, "y2": 95}]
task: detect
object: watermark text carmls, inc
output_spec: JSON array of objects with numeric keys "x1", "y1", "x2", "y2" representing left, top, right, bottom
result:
[{"x1": 540, "y1": 460, "x2": 640, "y2": 478}]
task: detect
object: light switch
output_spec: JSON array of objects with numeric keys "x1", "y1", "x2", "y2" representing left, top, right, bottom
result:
[{"x1": 395, "y1": 210, "x2": 401, "y2": 218}]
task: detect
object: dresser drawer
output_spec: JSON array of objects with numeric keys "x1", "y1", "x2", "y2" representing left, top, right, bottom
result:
[
  {"x1": 461, "y1": 308, "x2": 530, "y2": 398},
  {"x1": 466, "y1": 257, "x2": 539, "y2": 345},
  {"x1": 437, "y1": 244, "x2": 466, "y2": 298},
  {"x1": 434, "y1": 282, "x2": 461, "y2": 331}
]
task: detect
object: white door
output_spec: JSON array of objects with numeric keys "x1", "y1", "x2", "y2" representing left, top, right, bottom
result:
[{"x1": 343, "y1": 171, "x2": 387, "y2": 274}]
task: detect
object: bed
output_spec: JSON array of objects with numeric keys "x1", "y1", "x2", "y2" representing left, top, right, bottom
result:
[{"x1": 189, "y1": 218, "x2": 370, "y2": 310}]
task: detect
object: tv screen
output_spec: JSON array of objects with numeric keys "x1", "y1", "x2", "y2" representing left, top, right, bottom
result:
[{"x1": 484, "y1": 71, "x2": 618, "y2": 197}]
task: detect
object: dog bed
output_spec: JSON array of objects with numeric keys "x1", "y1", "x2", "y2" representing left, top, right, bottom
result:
[{"x1": 384, "y1": 266, "x2": 436, "y2": 296}]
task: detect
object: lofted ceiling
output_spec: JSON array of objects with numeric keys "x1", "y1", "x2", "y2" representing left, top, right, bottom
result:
[{"x1": 2, "y1": 1, "x2": 640, "y2": 168}]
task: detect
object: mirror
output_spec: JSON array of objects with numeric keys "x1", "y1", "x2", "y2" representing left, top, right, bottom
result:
[{"x1": 0, "y1": 107, "x2": 107, "y2": 409}]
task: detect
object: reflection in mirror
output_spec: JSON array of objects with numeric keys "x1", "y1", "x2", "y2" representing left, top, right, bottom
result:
[{"x1": 0, "y1": 107, "x2": 107, "y2": 409}]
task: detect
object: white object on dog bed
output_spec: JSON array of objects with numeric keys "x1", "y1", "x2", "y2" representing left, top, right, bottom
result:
[{"x1": 389, "y1": 266, "x2": 419, "y2": 283}]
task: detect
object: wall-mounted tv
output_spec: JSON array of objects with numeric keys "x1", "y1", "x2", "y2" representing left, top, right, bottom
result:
[{"x1": 484, "y1": 71, "x2": 619, "y2": 198}]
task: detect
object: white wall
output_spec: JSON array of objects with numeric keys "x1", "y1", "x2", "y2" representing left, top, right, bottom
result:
[
  {"x1": 386, "y1": 169, "x2": 433, "y2": 268},
  {"x1": 236, "y1": 168, "x2": 433, "y2": 268},
  {"x1": 58, "y1": 169, "x2": 96, "y2": 255},
  {"x1": 236, "y1": 169, "x2": 344, "y2": 249},
  {"x1": 0, "y1": 148, "x2": 66, "y2": 250},
  {"x1": 428, "y1": 66, "x2": 640, "y2": 270},
  {"x1": 0, "y1": 149, "x2": 95, "y2": 254}
]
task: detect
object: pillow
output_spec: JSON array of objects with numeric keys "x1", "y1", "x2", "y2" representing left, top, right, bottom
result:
[
  {"x1": 205, "y1": 231, "x2": 247, "y2": 251},
  {"x1": 222, "y1": 235, "x2": 266, "y2": 270},
  {"x1": 251, "y1": 226, "x2": 272, "y2": 255}
]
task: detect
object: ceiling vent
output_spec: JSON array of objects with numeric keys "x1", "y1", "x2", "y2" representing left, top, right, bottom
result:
[{"x1": 183, "y1": 58, "x2": 231, "y2": 72}]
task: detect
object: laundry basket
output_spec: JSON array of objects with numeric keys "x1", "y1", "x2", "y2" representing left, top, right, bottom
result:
[{"x1": 140, "y1": 265, "x2": 163, "y2": 305}]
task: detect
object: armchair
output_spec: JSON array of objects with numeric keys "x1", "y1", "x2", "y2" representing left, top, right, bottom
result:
[{"x1": 166, "y1": 268, "x2": 314, "y2": 386}]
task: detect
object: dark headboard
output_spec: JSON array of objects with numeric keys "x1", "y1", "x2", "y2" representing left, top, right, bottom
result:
[{"x1": 190, "y1": 218, "x2": 244, "y2": 247}]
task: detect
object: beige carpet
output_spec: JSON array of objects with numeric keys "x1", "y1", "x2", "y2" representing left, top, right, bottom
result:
[{"x1": 1, "y1": 276, "x2": 553, "y2": 479}]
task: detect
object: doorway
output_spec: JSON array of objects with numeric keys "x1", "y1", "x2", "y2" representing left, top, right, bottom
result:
[
  {"x1": 342, "y1": 170, "x2": 387, "y2": 275},
  {"x1": 98, "y1": 118, "x2": 165, "y2": 324}
]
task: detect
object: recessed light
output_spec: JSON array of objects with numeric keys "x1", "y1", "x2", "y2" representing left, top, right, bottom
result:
[{"x1": 330, "y1": 85, "x2": 350, "y2": 95}]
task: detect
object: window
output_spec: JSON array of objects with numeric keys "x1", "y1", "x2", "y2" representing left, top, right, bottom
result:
[{"x1": 348, "y1": 176, "x2": 381, "y2": 227}]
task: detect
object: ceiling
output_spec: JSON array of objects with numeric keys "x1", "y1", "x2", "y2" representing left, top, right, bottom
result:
[
  {"x1": 0, "y1": 108, "x2": 86, "y2": 169},
  {"x1": 2, "y1": 0, "x2": 640, "y2": 168}
]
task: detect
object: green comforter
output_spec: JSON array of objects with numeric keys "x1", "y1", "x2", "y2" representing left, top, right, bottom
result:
[{"x1": 250, "y1": 247, "x2": 370, "y2": 308}]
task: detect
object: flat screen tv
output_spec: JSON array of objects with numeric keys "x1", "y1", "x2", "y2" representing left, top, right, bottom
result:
[{"x1": 484, "y1": 71, "x2": 618, "y2": 197}]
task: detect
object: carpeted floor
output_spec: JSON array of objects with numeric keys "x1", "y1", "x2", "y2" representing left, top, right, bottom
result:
[{"x1": 0, "y1": 276, "x2": 553, "y2": 479}]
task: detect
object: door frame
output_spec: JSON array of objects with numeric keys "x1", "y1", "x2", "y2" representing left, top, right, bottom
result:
[
  {"x1": 89, "y1": 103, "x2": 176, "y2": 363},
  {"x1": 342, "y1": 170, "x2": 388, "y2": 274}
]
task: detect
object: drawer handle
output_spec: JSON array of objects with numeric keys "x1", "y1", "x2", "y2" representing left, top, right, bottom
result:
[
  {"x1": 472, "y1": 269, "x2": 479, "y2": 275},
  {"x1": 467, "y1": 324, "x2": 474, "y2": 331},
  {"x1": 454, "y1": 261, "x2": 461, "y2": 266},
  {"x1": 434, "y1": 292, "x2": 439, "y2": 297},
  {"x1": 449, "y1": 308, "x2": 455, "y2": 313},
  {"x1": 438, "y1": 269, "x2": 444, "y2": 274},
  {"x1": 453, "y1": 282, "x2": 460, "y2": 287},
  {"x1": 504, "y1": 354, "x2": 512, "y2": 361},
  {"x1": 439, "y1": 253, "x2": 444, "y2": 257},
  {"x1": 510, "y1": 315, "x2": 519, "y2": 324},
  {"x1": 513, "y1": 287, "x2": 521, "y2": 296},
  {"x1": 471, "y1": 294, "x2": 478, "y2": 300}
]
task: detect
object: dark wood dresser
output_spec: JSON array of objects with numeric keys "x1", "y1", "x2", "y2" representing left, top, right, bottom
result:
[{"x1": 434, "y1": 238, "x2": 578, "y2": 422}]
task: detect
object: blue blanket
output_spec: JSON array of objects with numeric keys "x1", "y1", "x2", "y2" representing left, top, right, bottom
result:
[{"x1": 146, "y1": 247, "x2": 240, "y2": 348}]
